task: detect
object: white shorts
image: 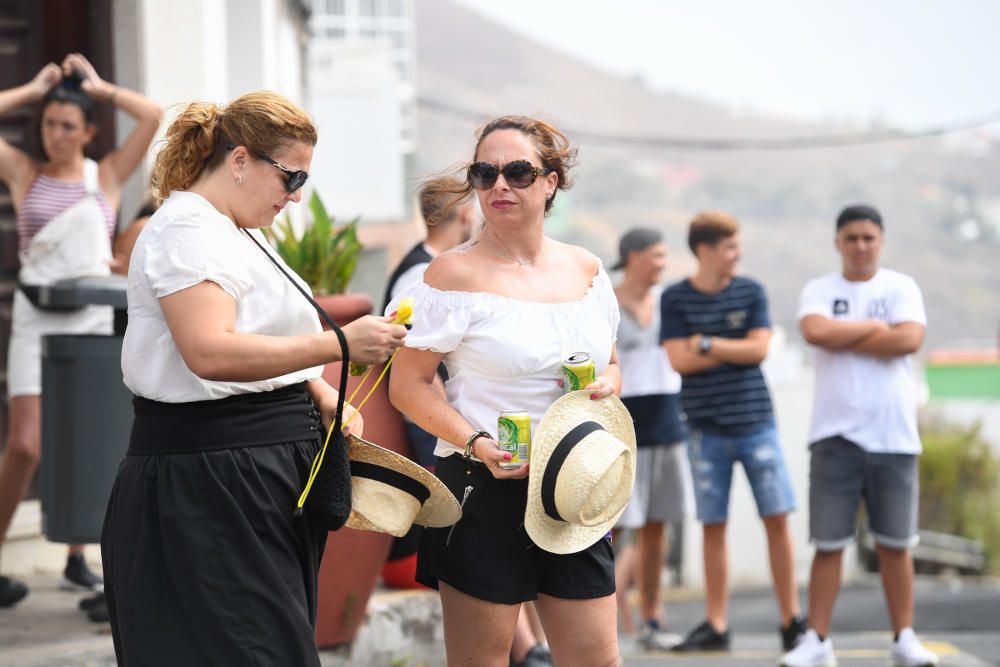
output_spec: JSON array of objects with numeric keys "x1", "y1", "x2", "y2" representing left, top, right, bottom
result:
[
  {"x1": 7, "y1": 290, "x2": 113, "y2": 397},
  {"x1": 616, "y1": 442, "x2": 689, "y2": 529}
]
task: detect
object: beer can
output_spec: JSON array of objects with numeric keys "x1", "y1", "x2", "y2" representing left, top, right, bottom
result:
[
  {"x1": 497, "y1": 410, "x2": 531, "y2": 469},
  {"x1": 561, "y1": 351, "x2": 596, "y2": 393}
]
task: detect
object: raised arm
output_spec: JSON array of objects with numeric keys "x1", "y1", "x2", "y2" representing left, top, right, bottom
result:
[
  {"x1": 0, "y1": 63, "x2": 60, "y2": 190},
  {"x1": 159, "y1": 280, "x2": 406, "y2": 381},
  {"x1": 63, "y1": 54, "x2": 162, "y2": 192},
  {"x1": 847, "y1": 321, "x2": 924, "y2": 358},
  {"x1": 800, "y1": 314, "x2": 887, "y2": 351}
]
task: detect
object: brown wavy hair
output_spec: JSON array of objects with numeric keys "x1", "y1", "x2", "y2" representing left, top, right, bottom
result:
[
  {"x1": 422, "y1": 115, "x2": 578, "y2": 225},
  {"x1": 151, "y1": 91, "x2": 317, "y2": 204}
]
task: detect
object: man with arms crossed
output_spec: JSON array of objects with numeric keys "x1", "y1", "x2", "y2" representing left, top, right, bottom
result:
[
  {"x1": 781, "y1": 205, "x2": 938, "y2": 667},
  {"x1": 662, "y1": 211, "x2": 805, "y2": 653}
]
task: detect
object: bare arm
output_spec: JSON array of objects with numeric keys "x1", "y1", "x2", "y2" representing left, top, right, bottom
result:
[
  {"x1": 847, "y1": 321, "x2": 925, "y2": 358},
  {"x1": 664, "y1": 338, "x2": 720, "y2": 375},
  {"x1": 159, "y1": 280, "x2": 406, "y2": 381},
  {"x1": 63, "y1": 54, "x2": 162, "y2": 193},
  {"x1": 0, "y1": 64, "x2": 60, "y2": 190},
  {"x1": 390, "y1": 346, "x2": 527, "y2": 479},
  {"x1": 705, "y1": 328, "x2": 772, "y2": 365},
  {"x1": 800, "y1": 314, "x2": 886, "y2": 351}
]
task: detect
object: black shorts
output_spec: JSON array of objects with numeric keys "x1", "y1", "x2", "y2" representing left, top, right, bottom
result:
[{"x1": 416, "y1": 454, "x2": 615, "y2": 605}]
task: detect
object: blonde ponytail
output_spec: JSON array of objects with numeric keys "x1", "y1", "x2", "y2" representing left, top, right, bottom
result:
[{"x1": 151, "y1": 102, "x2": 221, "y2": 204}]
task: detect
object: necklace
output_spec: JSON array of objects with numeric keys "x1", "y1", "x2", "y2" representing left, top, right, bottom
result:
[{"x1": 484, "y1": 229, "x2": 542, "y2": 267}]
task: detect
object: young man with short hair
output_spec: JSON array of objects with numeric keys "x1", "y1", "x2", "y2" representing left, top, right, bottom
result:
[
  {"x1": 781, "y1": 205, "x2": 938, "y2": 667},
  {"x1": 612, "y1": 228, "x2": 690, "y2": 651},
  {"x1": 661, "y1": 211, "x2": 805, "y2": 653}
]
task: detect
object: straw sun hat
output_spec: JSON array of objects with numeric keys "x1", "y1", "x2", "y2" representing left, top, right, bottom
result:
[
  {"x1": 345, "y1": 435, "x2": 462, "y2": 537},
  {"x1": 525, "y1": 391, "x2": 637, "y2": 555}
]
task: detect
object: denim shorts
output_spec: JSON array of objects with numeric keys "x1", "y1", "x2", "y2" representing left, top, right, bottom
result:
[
  {"x1": 809, "y1": 436, "x2": 919, "y2": 551},
  {"x1": 687, "y1": 422, "x2": 797, "y2": 524}
]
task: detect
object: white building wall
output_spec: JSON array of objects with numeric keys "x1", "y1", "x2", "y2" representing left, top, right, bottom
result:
[
  {"x1": 309, "y1": 46, "x2": 404, "y2": 221},
  {"x1": 110, "y1": 0, "x2": 309, "y2": 220}
]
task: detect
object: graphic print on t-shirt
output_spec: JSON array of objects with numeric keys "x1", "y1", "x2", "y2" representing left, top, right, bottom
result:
[{"x1": 833, "y1": 298, "x2": 849, "y2": 315}]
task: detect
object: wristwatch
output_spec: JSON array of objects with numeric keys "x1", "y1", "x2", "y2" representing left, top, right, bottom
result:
[
  {"x1": 463, "y1": 430, "x2": 493, "y2": 459},
  {"x1": 697, "y1": 334, "x2": 713, "y2": 355}
]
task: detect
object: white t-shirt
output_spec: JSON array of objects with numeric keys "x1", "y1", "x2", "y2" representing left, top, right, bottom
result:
[
  {"x1": 798, "y1": 268, "x2": 926, "y2": 454},
  {"x1": 122, "y1": 191, "x2": 323, "y2": 402},
  {"x1": 617, "y1": 290, "x2": 681, "y2": 397},
  {"x1": 392, "y1": 260, "x2": 620, "y2": 459}
]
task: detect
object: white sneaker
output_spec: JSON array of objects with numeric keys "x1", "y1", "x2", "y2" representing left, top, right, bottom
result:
[
  {"x1": 890, "y1": 628, "x2": 939, "y2": 667},
  {"x1": 779, "y1": 629, "x2": 836, "y2": 667}
]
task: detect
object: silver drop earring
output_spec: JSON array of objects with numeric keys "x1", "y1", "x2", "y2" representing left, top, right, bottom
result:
[{"x1": 236, "y1": 175, "x2": 243, "y2": 186}]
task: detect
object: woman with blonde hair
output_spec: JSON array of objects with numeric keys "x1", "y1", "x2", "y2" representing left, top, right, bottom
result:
[
  {"x1": 100, "y1": 91, "x2": 406, "y2": 665},
  {"x1": 0, "y1": 53, "x2": 161, "y2": 606},
  {"x1": 390, "y1": 116, "x2": 623, "y2": 666}
]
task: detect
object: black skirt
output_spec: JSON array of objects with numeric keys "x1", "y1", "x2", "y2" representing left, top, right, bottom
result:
[{"x1": 100, "y1": 384, "x2": 329, "y2": 666}]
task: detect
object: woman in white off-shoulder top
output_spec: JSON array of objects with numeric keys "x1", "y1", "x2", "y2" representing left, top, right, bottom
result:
[{"x1": 389, "y1": 116, "x2": 622, "y2": 667}]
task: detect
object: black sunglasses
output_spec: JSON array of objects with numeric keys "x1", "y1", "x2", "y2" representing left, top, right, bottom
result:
[
  {"x1": 467, "y1": 160, "x2": 550, "y2": 190},
  {"x1": 254, "y1": 151, "x2": 309, "y2": 193}
]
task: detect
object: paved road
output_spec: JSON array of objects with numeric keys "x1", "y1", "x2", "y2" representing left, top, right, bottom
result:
[
  {"x1": 1, "y1": 574, "x2": 996, "y2": 666},
  {"x1": 621, "y1": 576, "x2": 1000, "y2": 666}
]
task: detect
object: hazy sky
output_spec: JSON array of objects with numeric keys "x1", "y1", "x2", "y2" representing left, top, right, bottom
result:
[{"x1": 452, "y1": 0, "x2": 1000, "y2": 131}]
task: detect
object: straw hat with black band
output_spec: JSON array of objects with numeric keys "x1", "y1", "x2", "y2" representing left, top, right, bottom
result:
[
  {"x1": 525, "y1": 391, "x2": 637, "y2": 554},
  {"x1": 345, "y1": 435, "x2": 462, "y2": 537}
]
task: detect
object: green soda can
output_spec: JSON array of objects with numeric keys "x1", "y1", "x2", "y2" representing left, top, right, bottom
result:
[
  {"x1": 497, "y1": 410, "x2": 531, "y2": 469},
  {"x1": 561, "y1": 351, "x2": 596, "y2": 393}
]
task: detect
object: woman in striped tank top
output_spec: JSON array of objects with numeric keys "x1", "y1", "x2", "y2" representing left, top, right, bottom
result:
[{"x1": 0, "y1": 54, "x2": 161, "y2": 609}]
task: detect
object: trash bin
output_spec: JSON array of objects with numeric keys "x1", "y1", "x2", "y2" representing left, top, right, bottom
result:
[{"x1": 37, "y1": 276, "x2": 131, "y2": 544}]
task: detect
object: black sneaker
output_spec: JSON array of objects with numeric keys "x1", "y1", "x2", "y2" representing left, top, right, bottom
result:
[
  {"x1": 78, "y1": 591, "x2": 105, "y2": 612},
  {"x1": 781, "y1": 615, "x2": 808, "y2": 651},
  {"x1": 0, "y1": 575, "x2": 29, "y2": 608},
  {"x1": 671, "y1": 619, "x2": 731, "y2": 652},
  {"x1": 509, "y1": 643, "x2": 553, "y2": 667},
  {"x1": 62, "y1": 553, "x2": 103, "y2": 591},
  {"x1": 86, "y1": 599, "x2": 110, "y2": 623}
]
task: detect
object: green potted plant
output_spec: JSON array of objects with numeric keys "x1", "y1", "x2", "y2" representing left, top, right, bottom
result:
[
  {"x1": 266, "y1": 190, "x2": 372, "y2": 325},
  {"x1": 268, "y1": 191, "x2": 409, "y2": 648}
]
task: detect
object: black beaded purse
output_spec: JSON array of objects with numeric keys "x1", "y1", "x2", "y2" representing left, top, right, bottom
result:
[{"x1": 244, "y1": 229, "x2": 352, "y2": 531}]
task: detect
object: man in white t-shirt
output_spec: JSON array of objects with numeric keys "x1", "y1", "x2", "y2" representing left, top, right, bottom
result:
[{"x1": 781, "y1": 205, "x2": 938, "y2": 667}]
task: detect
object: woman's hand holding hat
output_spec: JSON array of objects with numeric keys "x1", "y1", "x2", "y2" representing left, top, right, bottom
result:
[
  {"x1": 585, "y1": 375, "x2": 617, "y2": 401},
  {"x1": 343, "y1": 314, "x2": 407, "y2": 365}
]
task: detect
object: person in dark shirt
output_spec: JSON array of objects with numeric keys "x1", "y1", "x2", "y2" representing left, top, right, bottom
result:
[{"x1": 660, "y1": 211, "x2": 804, "y2": 653}]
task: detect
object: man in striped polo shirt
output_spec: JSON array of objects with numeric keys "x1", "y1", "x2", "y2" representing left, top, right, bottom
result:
[{"x1": 661, "y1": 211, "x2": 805, "y2": 653}]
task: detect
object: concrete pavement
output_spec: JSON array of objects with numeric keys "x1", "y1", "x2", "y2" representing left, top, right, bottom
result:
[{"x1": 1, "y1": 573, "x2": 997, "y2": 666}]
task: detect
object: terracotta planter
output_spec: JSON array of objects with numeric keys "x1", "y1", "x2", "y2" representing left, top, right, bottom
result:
[{"x1": 312, "y1": 293, "x2": 412, "y2": 648}]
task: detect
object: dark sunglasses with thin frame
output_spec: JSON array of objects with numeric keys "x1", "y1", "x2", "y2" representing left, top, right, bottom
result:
[
  {"x1": 225, "y1": 143, "x2": 309, "y2": 193},
  {"x1": 254, "y1": 151, "x2": 309, "y2": 193},
  {"x1": 468, "y1": 160, "x2": 550, "y2": 190}
]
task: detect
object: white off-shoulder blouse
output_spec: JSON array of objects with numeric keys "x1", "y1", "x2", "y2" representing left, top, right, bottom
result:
[{"x1": 391, "y1": 260, "x2": 621, "y2": 459}]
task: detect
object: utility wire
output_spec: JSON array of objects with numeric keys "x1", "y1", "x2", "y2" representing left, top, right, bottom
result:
[{"x1": 417, "y1": 97, "x2": 1000, "y2": 152}]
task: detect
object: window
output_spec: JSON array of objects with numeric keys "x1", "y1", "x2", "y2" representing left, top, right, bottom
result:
[
  {"x1": 326, "y1": 27, "x2": 346, "y2": 39},
  {"x1": 325, "y1": 0, "x2": 345, "y2": 14},
  {"x1": 358, "y1": 0, "x2": 376, "y2": 16}
]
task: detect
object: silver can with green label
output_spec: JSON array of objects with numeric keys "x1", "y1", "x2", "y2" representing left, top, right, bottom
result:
[
  {"x1": 497, "y1": 410, "x2": 531, "y2": 469},
  {"x1": 561, "y1": 351, "x2": 596, "y2": 393}
]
